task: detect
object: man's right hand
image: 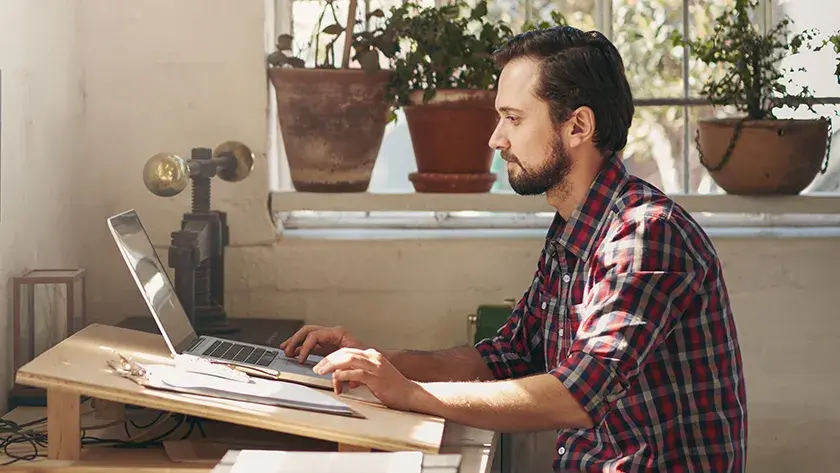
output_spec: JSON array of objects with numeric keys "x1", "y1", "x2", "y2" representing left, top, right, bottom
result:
[{"x1": 279, "y1": 325, "x2": 371, "y2": 364}]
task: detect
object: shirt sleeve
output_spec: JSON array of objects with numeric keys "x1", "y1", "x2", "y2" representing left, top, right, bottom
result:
[
  {"x1": 474, "y1": 251, "x2": 548, "y2": 380},
  {"x1": 550, "y1": 212, "x2": 706, "y2": 425}
]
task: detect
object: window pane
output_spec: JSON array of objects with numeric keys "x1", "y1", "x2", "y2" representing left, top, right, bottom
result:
[
  {"x1": 613, "y1": 0, "x2": 685, "y2": 99},
  {"x1": 368, "y1": 110, "x2": 417, "y2": 193},
  {"x1": 686, "y1": 0, "x2": 738, "y2": 96},
  {"x1": 292, "y1": 0, "x2": 351, "y2": 68},
  {"x1": 485, "y1": 0, "x2": 595, "y2": 32},
  {"x1": 775, "y1": 0, "x2": 840, "y2": 100},
  {"x1": 622, "y1": 106, "x2": 686, "y2": 194}
]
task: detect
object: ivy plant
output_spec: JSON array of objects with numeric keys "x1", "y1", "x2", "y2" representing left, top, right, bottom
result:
[
  {"x1": 671, "y1": 0, "x2": 822, "y2": 120},
  {"x1": 383, "y1": 0, "x2": 514, "y2": 107},
  {"x1": 521, "y1": 10, "x2": 568, "y2": 32},
  {"x1": 824, "y1": 31, "x2": 840, "y2": 84}
]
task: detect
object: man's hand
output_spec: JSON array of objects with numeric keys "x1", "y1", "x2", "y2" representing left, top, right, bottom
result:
[
  {"x1": 280, "y1": 325, "x2": 371, "y2": 364},
  {"x1": 313, "y1": 348, "x2": 426, "y2": 412}
]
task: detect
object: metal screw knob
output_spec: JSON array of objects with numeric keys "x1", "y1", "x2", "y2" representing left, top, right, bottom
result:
[{"x1": 143, "y1": 153, "x2": 189, "y2": 197}]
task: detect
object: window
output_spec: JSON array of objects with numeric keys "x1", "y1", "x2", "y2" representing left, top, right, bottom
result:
[{"x1": 270, "y1": 0, "x2": 840, "y2": 231}]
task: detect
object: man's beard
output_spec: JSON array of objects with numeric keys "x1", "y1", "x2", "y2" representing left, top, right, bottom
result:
[{"x1": 502, "y1": 134, "x2": 572, "y2": 196}]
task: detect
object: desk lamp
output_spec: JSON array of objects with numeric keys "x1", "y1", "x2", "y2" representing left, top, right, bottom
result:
[{"x1": 142, "y1": 140, "x2": 254, "y2": 335}]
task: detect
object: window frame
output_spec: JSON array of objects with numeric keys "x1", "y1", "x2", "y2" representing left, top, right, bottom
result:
[{"x1": 269, "y1": 0, "x2": 840, "y2": 233}]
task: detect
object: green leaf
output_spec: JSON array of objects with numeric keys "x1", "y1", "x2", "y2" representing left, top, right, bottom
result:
[
  {"x1": 276, "y1": 34, "x2": 294, "y2": 51},
  {"x1": 359, "y1": 50, "x2": 380, "y2": 73},
  {"x1": 373, "y1": 35, "x2": 398, "y2": 57},
  {"x1": 322, "y1": 24, "x2": 344, "y2": 35},
  {"x1": 470, "y1": 1, "x2": 487, "y2": 20},
  {"x1": 267, "y1": 51, "x2": 288, "y2": 66}
]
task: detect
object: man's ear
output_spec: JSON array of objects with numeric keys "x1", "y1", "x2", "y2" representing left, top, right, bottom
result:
[{"x1": 564, "y1": 106, "x2": 596, "y2": 149}]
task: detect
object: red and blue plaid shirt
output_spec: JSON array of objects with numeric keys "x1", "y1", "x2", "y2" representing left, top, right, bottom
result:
[{"x1": 475, "y1": 154, "x2": 748, "y2": 472}]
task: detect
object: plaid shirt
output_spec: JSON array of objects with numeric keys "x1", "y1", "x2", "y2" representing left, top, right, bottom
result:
[{"x1": 475, "y1": 155, "x2": 748, "y2": 472}]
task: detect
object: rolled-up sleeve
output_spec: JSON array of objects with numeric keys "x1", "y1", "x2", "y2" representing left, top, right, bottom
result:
[
  {"x1": 474, "y1": 257, "x2": 548, "y2": 380},
  {"x1": 550, "y1": 214, "x2": 704, "y2": 425}
]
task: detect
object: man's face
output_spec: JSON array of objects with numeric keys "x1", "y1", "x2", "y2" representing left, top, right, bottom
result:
[{"x1": 488, "y1": 57, "x2": 572, "y2": 196}]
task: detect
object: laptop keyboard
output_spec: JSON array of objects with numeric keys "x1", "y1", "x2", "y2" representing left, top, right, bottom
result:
[{"x1": 202, "y1": 340, "x2": 278, "y2": 367}]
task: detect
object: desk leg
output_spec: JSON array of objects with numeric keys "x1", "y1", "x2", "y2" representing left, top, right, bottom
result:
[
  {"x1": 338, "y1": 443, "x2": 372, "y2": 452},
  {"x1": 47, "y1": 389, "x2": 81, "y2": 460}
]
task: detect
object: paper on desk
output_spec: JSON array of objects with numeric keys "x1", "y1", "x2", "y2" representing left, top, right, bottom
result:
[
  {"x1": 227, "y1": 450, "x2": 423, "y2": 473},
  {"x1": 138, "y1": 363, "x2": 360, "y2": 418}
]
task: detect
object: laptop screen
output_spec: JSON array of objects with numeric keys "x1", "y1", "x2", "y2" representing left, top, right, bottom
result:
[{"x1": 107, "y1": 209, "x2": 198, "y2": 354}]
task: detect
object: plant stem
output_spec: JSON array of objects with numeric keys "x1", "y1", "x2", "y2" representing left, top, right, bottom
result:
[
  {"x1": 750, "y1": 40, "x2": 762, "y2": 119},
  {"x1": 341, "y1": 0, "x2": 357, "y2": 68}
]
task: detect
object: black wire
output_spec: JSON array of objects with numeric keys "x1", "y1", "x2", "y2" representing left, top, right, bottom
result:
[
  {"x1": 0, "y1": 419, "x2": 48, "y2": 466},
  {"x1": 0, "y1": 411, "x2": 207, "y2": 465},
  {"x1": 129, "y1": 410, "x2": 165, "y2": 429}
]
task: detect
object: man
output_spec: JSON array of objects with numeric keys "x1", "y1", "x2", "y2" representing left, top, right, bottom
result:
[{"x1": 280, "y1": 25, "x2": 747, "y2": 472}]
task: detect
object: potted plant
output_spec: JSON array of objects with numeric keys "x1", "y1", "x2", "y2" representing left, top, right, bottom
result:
[
  {"x1": 268, "y1": 1, "x2": 398, "y2": 192},
  {"x1": 385, "y1": 0, "x2": 513, "y2": 193},
  {"x1": 671, "y1": 0, "x2": 832, "y2": 195},
  {"x1": 828, "y1": 31, "x2": 840, "y2": 84}
]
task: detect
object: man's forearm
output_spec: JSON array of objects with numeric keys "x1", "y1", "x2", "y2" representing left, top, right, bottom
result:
[
  {"x1": 383, "y1": 346, "x2": 495, "y2": 383},
  {"x1": 411, "y1": 374, "x2": 595, "y2": 433}
]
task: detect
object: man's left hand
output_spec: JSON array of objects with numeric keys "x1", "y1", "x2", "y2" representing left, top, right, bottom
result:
[{"x1": 313, "y1": 347, "x2": 424, "y2": 412}]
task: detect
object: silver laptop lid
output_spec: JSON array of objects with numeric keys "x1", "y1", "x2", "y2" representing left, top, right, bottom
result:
[{"x1": 107, "y1": 209, "x2": 198, "y2": 355}]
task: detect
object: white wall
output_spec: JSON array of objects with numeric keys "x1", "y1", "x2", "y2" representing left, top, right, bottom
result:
[
  {"x1": 0, "y1": 0, "x2": 84, "y2": 413},
  {"x1": 2, "y1": 0, "x2": 838, "y2": 471}
]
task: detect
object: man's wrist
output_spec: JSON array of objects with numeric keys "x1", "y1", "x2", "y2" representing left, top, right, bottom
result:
[{"x1": 409, "y1": 382, "x2": 444, "y2": 417}]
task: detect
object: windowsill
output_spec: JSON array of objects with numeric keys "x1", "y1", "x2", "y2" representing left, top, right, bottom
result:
[
  {"x1": 270, "y1": 191, "x2": 840, "y2": 214},
  {"x1": 270, "y1": 191, "x2": 840, "y2": 239},
  {"x1": 280, "y1": 227, "x2": 840, "y2": 240}
]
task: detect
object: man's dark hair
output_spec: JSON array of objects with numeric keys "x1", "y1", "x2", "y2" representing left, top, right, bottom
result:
[{"x1": 493, "y1": 26, "x2": 634, "y2": 154}]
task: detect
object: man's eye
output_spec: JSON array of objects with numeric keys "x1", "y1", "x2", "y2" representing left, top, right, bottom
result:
[{"x1": 506, "y1": 116, "x2": 520, "y2": 124}]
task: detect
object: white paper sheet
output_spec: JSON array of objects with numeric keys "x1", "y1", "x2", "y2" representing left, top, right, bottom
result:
[
  {"x1": 228, "y1": 450, "x2": 423, "y2": 473},
  {"x1": 138, "y1": 363, "x2": 357, "y2": 417}
]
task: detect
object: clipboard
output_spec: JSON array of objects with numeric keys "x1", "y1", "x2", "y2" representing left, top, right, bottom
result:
[{"x1": 107, "y1": 353, "x2": 364, "y2": 418}]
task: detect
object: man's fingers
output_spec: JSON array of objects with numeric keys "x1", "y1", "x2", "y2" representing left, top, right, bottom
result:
[
  {"x1": 297, "y1": 331, "x2": 324, "y2": 364},
  {"x1": 314, "y1": 349, "x2": 378, "y2": 375},
  {"x1": 333, "y1": 371, "x2": 343, "y2": 394},
  {"x1": 282, "y1": 325, "x2": 322, "y2": 357},
  {"x1": 334, "y1": 369, "x2": 370, "y2": 393}
]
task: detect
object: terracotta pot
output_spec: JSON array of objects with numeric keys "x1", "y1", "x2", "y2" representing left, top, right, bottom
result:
[
  {"x1": 408, "y1": 172, "x2": 496, "y2": 193},
  {"x1": 269, "y1": 68, "x2": 393, "y2": 192},
  {"x1": 403, "y1": 89, "x2": 498, "y2": 192},
  {"x1": 696, "y1": 117, "x2": 830, "y2": 195}
]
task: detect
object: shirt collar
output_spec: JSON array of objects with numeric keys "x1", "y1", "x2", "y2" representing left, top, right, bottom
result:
[{"x1": 545, "y1": 153, "x2": 629, "y2": 261}]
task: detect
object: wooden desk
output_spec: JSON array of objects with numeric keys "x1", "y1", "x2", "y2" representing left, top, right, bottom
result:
[{"x1": 14, "y1": 324, "x2": 463, "y2": 462}]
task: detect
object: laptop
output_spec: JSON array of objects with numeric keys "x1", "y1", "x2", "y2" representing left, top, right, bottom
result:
[{"x1": 106, "y1": 209, "x2": 333, "y2": 390}]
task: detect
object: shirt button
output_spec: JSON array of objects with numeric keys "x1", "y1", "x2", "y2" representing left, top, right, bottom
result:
[
  {"x1": 562, "y1": 274, "x2": 571, "y2": 283},
  {"x1": 541, "y1": 302, "x2": 547, "y2": 310},
  {"x1": 558, "y1": 446, "x2": 566, "y2": 455}
]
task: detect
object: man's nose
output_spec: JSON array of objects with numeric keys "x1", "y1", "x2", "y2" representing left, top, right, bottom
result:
[{"x1": 488, "y1": 121, "x2": 508, "y2": 150}]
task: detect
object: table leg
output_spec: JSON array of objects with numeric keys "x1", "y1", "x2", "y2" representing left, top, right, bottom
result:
[
  {"x1": 47, "y1": 389, "x2": 81, "y2": 460},
  {"x1": 338, "y1": 443, "x2": 372, "y2": 452}
]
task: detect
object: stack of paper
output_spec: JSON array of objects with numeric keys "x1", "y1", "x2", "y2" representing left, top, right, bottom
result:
[
  {"x1": 211, "y1": 450, "x2": 463, "y2": 473},
  {"x1": 138, "y1": 363, "x2": 360, "y2": 417}
]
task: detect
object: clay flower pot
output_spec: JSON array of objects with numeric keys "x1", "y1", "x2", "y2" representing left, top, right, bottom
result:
[
  {"x1": 696, "y1": 117, "x2": 830, "y2": 195},
  {"x1": 269, "y1": 68, "x2": 393, "y2": 192},
  {"x1": 403, "y1": 89, "x2": 498, "y2": 193}
]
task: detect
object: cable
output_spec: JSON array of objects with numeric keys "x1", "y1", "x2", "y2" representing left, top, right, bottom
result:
[{"x1": 0, "y1": 409, "x2": 208, "y2": 466}]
